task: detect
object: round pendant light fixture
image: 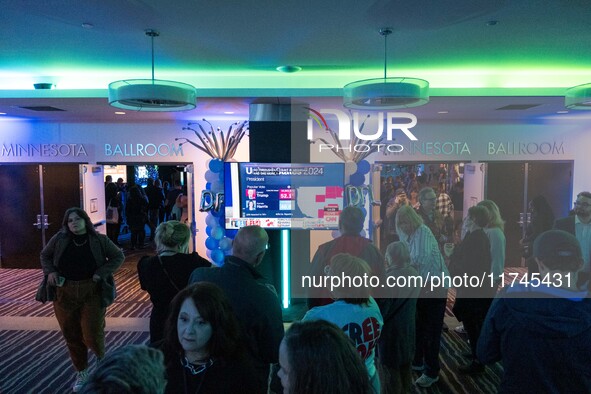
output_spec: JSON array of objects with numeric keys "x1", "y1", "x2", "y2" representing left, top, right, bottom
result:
[
  {"x1": 108, "y1": 30, "x2": 196, "y2": 112},
  {"x1": 343, "y1": 28, "x2": 429, "y2": 110},
  {"x1": 565, "y1": 83, "x2": 591, "y2": 110}
]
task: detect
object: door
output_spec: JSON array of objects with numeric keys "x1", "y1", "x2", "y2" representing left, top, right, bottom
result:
[
  {"x1": 0, "y1": 164, "x2": 81, "y2": 268},
  {"x1": 485, "y1": 161, "x2": 573, "y2": 267},
  {"x1": 485, "y1": 162, "x2": 526, "y2": 268}
]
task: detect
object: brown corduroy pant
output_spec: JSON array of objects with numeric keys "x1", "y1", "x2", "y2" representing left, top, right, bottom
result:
[{"x1": 53, "y1": 279, "x2": 105, "y2": 371}]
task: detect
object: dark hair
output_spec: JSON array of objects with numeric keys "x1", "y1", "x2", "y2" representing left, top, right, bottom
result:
[
  {"x1": 162, "y1": 282, "x2": 243, "y2": 368},
  {"x1": 80, "y1": 345, "x2": 166, "y2": 394},
  {"x1": 283, "y1": 320, "x2": 370, "y2": 394},
  {"x1": 468, "y1": 205, "x2": 489, "y2": 228},
  {"x1": 61, "y1": 207, "x2": 97, "y2": 236},
  {"x1": 529, "y1": 195, "x2": 555, "y2": 233},
  {"x1": 339, "y1": 206, "x2": 364, "y2": 235},
  {"x1": 578, "y1": 191, "x2": 591, "y2": 200}
]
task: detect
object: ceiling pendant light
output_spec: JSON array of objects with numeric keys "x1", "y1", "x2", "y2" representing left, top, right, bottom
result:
[
  {"x1": 108, "y1": 30, "x2": 196, "y2": 112},
  {"x1": 565, "y1": 83, "x2": 591, "y2": 110},
  {"x1": 343, "y1": 28, "x2": 429, "y2": 110}
]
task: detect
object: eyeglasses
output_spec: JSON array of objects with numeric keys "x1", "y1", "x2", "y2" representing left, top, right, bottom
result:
[{"x1": 574, "y1": 201, "x2": 591, "y2": 208}]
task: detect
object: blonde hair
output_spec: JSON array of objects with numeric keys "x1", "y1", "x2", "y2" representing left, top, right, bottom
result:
[
  {"x1": 477, "y1": 200, "x2": 505, "y2": 231},
  {"x1": 395, "y1": 204, "x2": 424, "y2": 236},
  {"x1": 155, "y1": 221, "x2": 190, "y2": 254},
  {"x1": 329, "y1": 253, "x2": 371, "y2": 303}
]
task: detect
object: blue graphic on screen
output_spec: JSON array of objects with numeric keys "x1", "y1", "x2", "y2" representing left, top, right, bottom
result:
[{"x1": 224, "y1": 162, "x2": 344, "y2": 229}]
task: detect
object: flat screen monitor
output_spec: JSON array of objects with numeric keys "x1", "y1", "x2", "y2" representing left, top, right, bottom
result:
[{"x1": 224, "y1": 162, "x2": 344, "y2": 229}]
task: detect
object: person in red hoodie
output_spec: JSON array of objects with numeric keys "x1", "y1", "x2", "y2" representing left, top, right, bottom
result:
[{"x1": 307, "y1": 206, "x2": 385, "y2": 309}]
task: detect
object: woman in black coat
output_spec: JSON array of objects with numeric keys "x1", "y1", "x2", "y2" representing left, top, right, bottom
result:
[
  {"x1": 138, "y1": 220, "x2": 210, "y2": 343},
  {"x1": 449, "y1": 205, "x2": 495, "y2": 374}
]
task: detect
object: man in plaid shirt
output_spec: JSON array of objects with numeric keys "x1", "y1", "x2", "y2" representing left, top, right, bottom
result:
[{"x1": 435, "y1": 182, "x2": 454, "y2": 220}]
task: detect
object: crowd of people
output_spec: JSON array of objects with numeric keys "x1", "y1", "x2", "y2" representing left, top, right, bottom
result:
[
  {"x1": 40, "y1": 181, "x2": 591, "y2": 393},
  {"x1": 104, "y1": 176, "x2": 188, "y2": 250}
]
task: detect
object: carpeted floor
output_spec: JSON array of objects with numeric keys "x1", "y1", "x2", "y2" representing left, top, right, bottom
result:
[{"x1": 0, "y1": 263, "x2": 517, "y2": 393}]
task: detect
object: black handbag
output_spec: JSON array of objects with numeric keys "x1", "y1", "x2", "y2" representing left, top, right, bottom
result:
[{"x1": 35, "y1": 275, "x2": 56, "y2": 303}]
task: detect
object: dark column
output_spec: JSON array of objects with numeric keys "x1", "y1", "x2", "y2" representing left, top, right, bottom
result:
[{"x1": 249, "y1": 100, "x2": 310, "y2": 315}]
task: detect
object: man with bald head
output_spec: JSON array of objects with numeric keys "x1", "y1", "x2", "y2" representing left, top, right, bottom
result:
[{"x1": 189, "y1": 225, "x2": 283, "y2": 392}]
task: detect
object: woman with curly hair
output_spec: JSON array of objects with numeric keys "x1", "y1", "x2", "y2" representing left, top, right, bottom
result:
[
  {"x1": 159, "y1": 282, "x2": 258, "y2": 394},
  {"x1": 278, "y1": 320, "x2": 371, "y2": 394}
]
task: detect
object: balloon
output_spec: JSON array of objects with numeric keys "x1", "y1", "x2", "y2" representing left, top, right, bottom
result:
[
  {"x1": 219, "y1": 237, "x2": 233, "y2": 251},
  {"x1": 205, "y1": 236, "x2": 219, "y2": 250},
  {"x1": 218, "y1": 171, "x2": 224, "y2": 182},
  {"x1": 205, "y1": 214, "x2": 218, "y2": 227},
  {"x1": 210, "y1": 207, "x2": 222, "y2": 217},
  {"x1": 209, "y1": 159, "x2": 224, "y2": 173},
  {"x1": 211, "y1": 249, "x2": 225, "y2": 265},
  {"x1": 218, "y1": 215, "x2": 226, "y2": 227},
  {"x1": 210, "y1": 180, "x2": 222, "y2": 192},
  {"x1": 349, "y1": 173, "x2": 365, "y2": 186},
  {"x1": 211, "y1": 226, "x2": 225, "y2": 240},
  {"x1": 206, "y1": 249, "x2": 212, "y2": 259},
  {"x1": 205, "y1": 182, "x2": 212, "y2": 190},
  {"x1": 357, "y1": 160, "x2": 371, "y2": 174},
  {"x1": 204, "y1": 170, "x2": 217, "y2": 183},
  {"x1": 205, "y1": 226, "x2": 212, "y2": 236},
  {"x1": 344, "y1": 161, "x2": 358, "y2": 177}
]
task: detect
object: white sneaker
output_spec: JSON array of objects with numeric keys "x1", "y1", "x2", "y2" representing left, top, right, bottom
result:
[
  {"x1": 72, "y1": 369, "x2": 89, "y2": 392},
  {"x1": 415, "y1": 373, "x2": 439, "y2": 388},
  {"x1": 454, "y1": 324, "x2": 467, "y2": 334}
]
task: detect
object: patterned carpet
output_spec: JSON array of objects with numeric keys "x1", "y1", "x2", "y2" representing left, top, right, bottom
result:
[{"x1": 0, "y1": 265, "x2": 517, "y2": 393}]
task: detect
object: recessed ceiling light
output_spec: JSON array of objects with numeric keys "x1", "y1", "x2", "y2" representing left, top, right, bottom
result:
[
  {"x1": 224, "y1": 111, "x2": 235, "y2": 114},
  {"x1": 486, "y1": 20, "x2": 499, "y2": 26},
  {"x1": 82, "y1": 23, "x2": 94, "y2": 29},
  {"x1": 276, "y1": 65, "x2": 302, "y2": 73},
  {"x1": 437, "y1": 111, "x2": 449, "y2": 114},
  {"x1": 556, "y1": 110, "x2": 569, "y2": 114},
  {"x1": 0, "y1": 112, "x2": 6, "y2": 115},
  {"x1": 115, "y1": 111, "x2": 126, "y2": 115}
]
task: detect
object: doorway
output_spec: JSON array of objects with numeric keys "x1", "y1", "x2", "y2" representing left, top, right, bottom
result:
[
  {"x1": 484, "y1": 161, "x2": 573, "y2": 267},
  {"x1": 0, "y1": 164, "x2": 81, "y2": 268}
]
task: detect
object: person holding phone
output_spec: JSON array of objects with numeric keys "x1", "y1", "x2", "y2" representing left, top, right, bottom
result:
[{"x1": 40, "y1": 207, "x2": 124, "y2": 392}]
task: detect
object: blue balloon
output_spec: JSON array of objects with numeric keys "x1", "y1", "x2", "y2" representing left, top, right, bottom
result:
[
  {"x1": 211, "y1": 249, "x2": 225, "y2": 265},
  {"x1": 210, "y1": 207, "x2": 222, "y2": 217},
  {"x1": 209, "y1": 159, "x2": 224, "y2": 173},
  {"x1": 205, "y1": 226, "x2": 212, "y2": 236},
  {"x1": 205, "y1": 214, "x2": 217, "y2": 227},
  {"x1": 349, "y1": 173, "x2": 365, "y2": 186},
  {"x1": 219, "y1": 237, "x2": 232, "y2": 251},
  {"x1": 218, "y1": 215, "x2": 225, "y2": 227},
  {"x1": 211, "y1": 226, "x2": 225, "y2": 240},
  {"x1": 218, "y1": 171, "x2": 224, "y2": 182},
  {"x1": 357, "y1": 160, "x2": 371, "y2": 174},
  {"x1": 205, "y1": 182, "x2": 212, "y2": 190},
  {"x1": 205, "y1": 236, "x2": 219, "y2": 250}
]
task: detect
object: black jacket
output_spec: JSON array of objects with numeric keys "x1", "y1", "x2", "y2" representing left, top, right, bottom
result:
[{"x1": 189, "y1": 256, "x2": 284, "y2": 387}]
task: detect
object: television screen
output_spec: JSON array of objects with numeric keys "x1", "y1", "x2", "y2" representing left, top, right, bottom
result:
[{"x1": 224, "y1": 162, "x2": 345, "y2": 229}]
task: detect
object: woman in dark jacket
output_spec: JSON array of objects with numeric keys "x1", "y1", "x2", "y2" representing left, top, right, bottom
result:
[
  {"x1": 125, "y1": 184, "x2": 148, "y2": 249},
  {"x1": 449, "y1": 205, "x2": 495, "y2": 374},
  {"x1": 40, "y1": 207, "x2": 124, "y2": 392},
  {"x1": 138, "y1": 220, "x2": 210, "y2": 343},
  {"x1": 159, "y1": 282, "x2": 259, "y2": 394}
]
